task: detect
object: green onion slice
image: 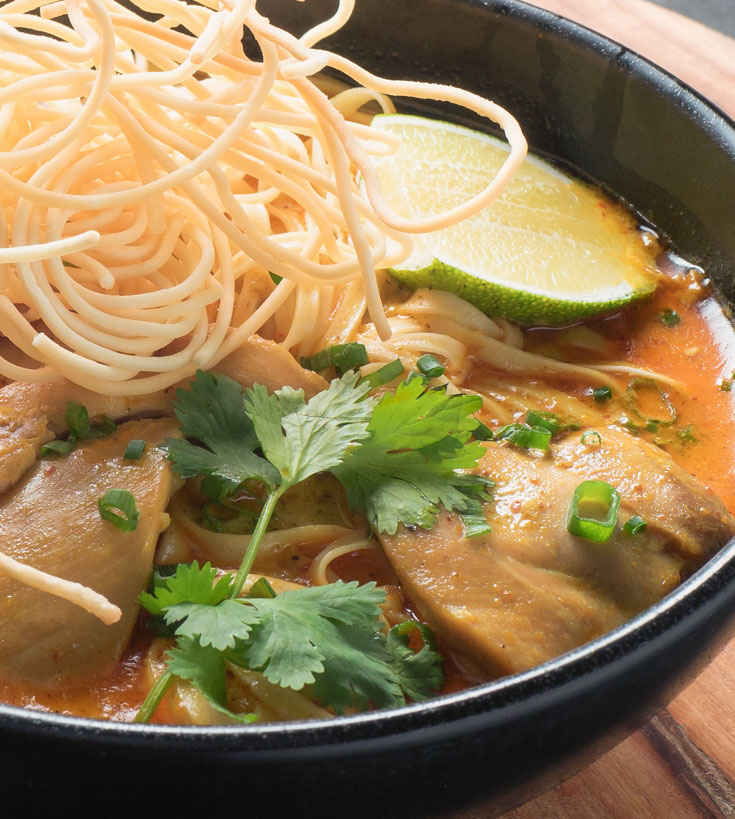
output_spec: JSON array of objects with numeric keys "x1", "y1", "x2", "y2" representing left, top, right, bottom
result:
[
  {"x1": 473, "y1": 421, "x2": 494, "y2": 441},
  {"x1": 592, "y1": 386, "x2": 612, "y2": 402},
  {"x1": 460, "y1": 510, "x2": 491, "y2": 538},
  {"x1": 123, "y1": 439, "x2": 147, "y2": 460},
  {"x1": 300, "y1": 343, "x2": 369, "y2": 375},
  {"x1": 496, "y1": 423, "x2": 552, "y2": 451},
  {"x1": 580, "y1": 431, "x2": 602, "y2": 446},
  {"x1": 98, "y1": 488, "x2": 140, "y2": 532},
  {"x1": 40, "y1": 436, "x2": 78, "y2": 457},
  {"x1": 244, "y1": 577, "x2": 277, "y2": 599},
  {"x1": 416, "y1": 354, "x2": 445, "y2": 378},
  {"x1": 623, "y1": 515, "x2": 648, "y2": 536},
  {"x1": 626, "y1": 378, "x2": 676, "y2": 427},
  {"x1": 43, "y1": 402, "x2": 117, "y2": 458},
  {"x1": 66, "y1": 401, "x2": 117, "y2": 439},
  {"x1": 660, "y1": 308, "x2": 681, "y2": 328},
  {"x1": 676, "y1": 425, "x2": 698, "y2": 444},
  {"x1": 361, "y1": 359, "x2": 404, "y2": 390},
  {"x1": 525, "y1": 410, "x2": 579, "y2": 435},
  {"x1": 65, "y1": 402, "x2": 91, "y2": 437},
  {"x1": 619, "y1": 414, "x2": 642, "y2": 433},
  {"x1": 567, "y1": 480, "x2": 621, "y2": 542}
]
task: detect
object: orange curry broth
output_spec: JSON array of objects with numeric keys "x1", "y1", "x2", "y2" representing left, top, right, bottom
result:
[
  {"x1": 524, "y1": 278, "x2": 735, "y2": 516},
  {"x1": 1, "y1": 279, "x2": 734, "y2": 719}
]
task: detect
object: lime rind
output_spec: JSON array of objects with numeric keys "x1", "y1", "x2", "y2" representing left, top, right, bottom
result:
[{"x1": 389, "y1": 259, "x2": 655, "y2": 325}]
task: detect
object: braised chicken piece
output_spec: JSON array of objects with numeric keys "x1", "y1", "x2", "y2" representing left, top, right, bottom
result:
[
  {"x1": 0, "y1": 418, "x2": 179, "y2": 686},
  {"x1": 0, "y1": 336, "x2": 323, "y2": 496},
  {"x1": 0, "y1": 380, "x2": 170, "y2": 494},
  {"x1": 212, "y1": 336, "x2": 327, "y2": 398},
  {"x1": 378, "y1": 428, "x2": 735, "y2": 678}
]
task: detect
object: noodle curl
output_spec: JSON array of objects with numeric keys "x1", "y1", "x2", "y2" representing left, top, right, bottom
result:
[{"x1": 0, "y1": 0, "x2": 527, "y2": 395}]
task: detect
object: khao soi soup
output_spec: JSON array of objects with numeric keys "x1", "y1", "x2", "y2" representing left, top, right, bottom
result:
[{"x1": 0, "y1": 0, "x2": 732, "y2": 725}]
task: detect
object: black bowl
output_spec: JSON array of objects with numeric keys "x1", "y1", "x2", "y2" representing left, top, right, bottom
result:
[{"x1": 3, "y1": 1, "x2": 735, "y2": 816}]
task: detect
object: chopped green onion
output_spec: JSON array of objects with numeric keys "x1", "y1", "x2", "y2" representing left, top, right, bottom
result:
[
  {"x1": 416, "y1": 354, "x2": 445, "y2": 379},
  {"x1": 592, "y1": 386, "x2": 612, "y2": 402},
  {"x1": 98, "y1": 488, "x2": 140, "y2": 532},
  {"x1": 623, "y1": 515, "x2": 648, "y2": 536},
  {"x1": 96, "y1": 416, "x2": 117, "y2": 436},
  {"x1": 660, "y1": 308, "x2": 681, "y2": 328},
  {"x1": 269, "y1": 272, "x2": 283, "y2": 285},
  {"x1": 676, "y1": 425, "x2": 698, "y2": 444},
  {"x1": 567, "y1": 480, "x2": 621, "y2": 542},
  {"x1": 473, "y1": 422, "x2": 494, "y2": 441},
  {"x1": 619, "y1": 414, "x2": 642, "y2": 433},
  {"x1": 580, "y1": 431, "x2": 602, "y2": 446},
  {"x1": 42, "y1": 402, "x2": 117, "y2": 458},
  {"x1": 123, "y1": 439, "x2": 147, "y2": 460},
  {"x1": 525, "y1": 410, "x2": 560, "y2": 433},
  {"x1": 627, "y1": 378, "x2": 676, "y2": 427},
  {"x1": 300, "y1": 342, "x2": 369, "y2": 375},
  {"x1": 65, "y1": 401, "x2": 117, "y2": 439},
  {"x1": 720, "y1": 373, "x2": 734, "y2": 392},
  {"x1": 40, "y1": 436, "x2": 78, "y2": 457},
  {"x1": 460, "y1": 510, "x2": 491, "y2": 538},
  {"x1": 525, "y1": 410, "x2": 579, "y2": 435},
  {"x1": 244, "y1": 577, "x2": 277, "y2": 599},
  {"x1": 361, "y1": 359, "x2": 404, "y2": 390},
  {"x1": 65, "y1": 402, "x2": 91, "y2": 437},
  {"x1": 496, "y1": 423, "x2": 552, "y2": 451}
]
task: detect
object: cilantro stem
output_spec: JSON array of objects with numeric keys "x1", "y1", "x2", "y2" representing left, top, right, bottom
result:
[
  {"x1": 229, "y1": 487, "x2": 285, "y2": 599},
  {"x1": 134, "y1": 669, "x2": 174, "y2": 723},
  {"x1": 135, "y1": 484, "x2": 284, "y2": 721}
]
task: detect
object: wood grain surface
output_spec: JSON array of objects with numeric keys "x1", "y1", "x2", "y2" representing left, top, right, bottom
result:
[{"x1": 466, "y1": 1, "x2": 735, "y2": 816}]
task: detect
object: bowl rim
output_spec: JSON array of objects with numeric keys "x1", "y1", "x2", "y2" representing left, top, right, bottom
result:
[{"x1": 3, "y1": 0, "x2": 735, "y2": 749}]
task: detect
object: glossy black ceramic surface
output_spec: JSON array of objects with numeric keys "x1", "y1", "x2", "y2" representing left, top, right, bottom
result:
[{"x1": 3, "y1": 1, "x2": 735, "y2": 816}]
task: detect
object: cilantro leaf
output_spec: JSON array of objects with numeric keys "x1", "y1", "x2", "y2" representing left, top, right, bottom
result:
[
  {"x1": 226, "y1": 581, "x2": 444, "y2": 714},
  {"x1": 243, "y1": 371, "x2": 374, "y2": 488},
  {"x1": 139, "y1": 562, "x2": 233, "y2": 617},
  {"x1": 386, "y1": 621, "x2": 446, "y2": 702},
  {"x1": 167, "y1": 600, "x2": 260, "y2": 651},
  {"x1": 309, "y1": 626, "x2": 404, "y2": 713},
  {"x1": 165, "y1": 370, "x2": 279, "y2": 498},
  {"x1": 165, "y1": 638, "x2": 256, "y2": 724},
  {"x1": 233, "y1": 581, "x2": 386, "y2": 693},
  {"x1": 139, "y1": 562, "x2": 258, "y2": 651},
  {"x1": 363, "y1": 377, "x2": 481, "y2": 450},
  {"x1": 331, "y1": 379, "x2": 491, "y2": 534}
]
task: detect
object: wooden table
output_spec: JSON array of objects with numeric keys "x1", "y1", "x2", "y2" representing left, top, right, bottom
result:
[{"x1": 468, "y1": 2, "x2": 735, "y2": 816}]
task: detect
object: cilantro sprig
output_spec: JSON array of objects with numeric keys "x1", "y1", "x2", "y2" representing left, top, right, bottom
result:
[
  {"x1": 136, "y1": 368, "x2": 490, "y2": 722},
  {"x1": 137, "y1": 564, "x2": 444, "y2": 720}
]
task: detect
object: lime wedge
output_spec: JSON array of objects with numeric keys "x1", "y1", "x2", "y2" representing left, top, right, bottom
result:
[{"x1": 371, "y1": 114, "x2": 657, "y2": 325}]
